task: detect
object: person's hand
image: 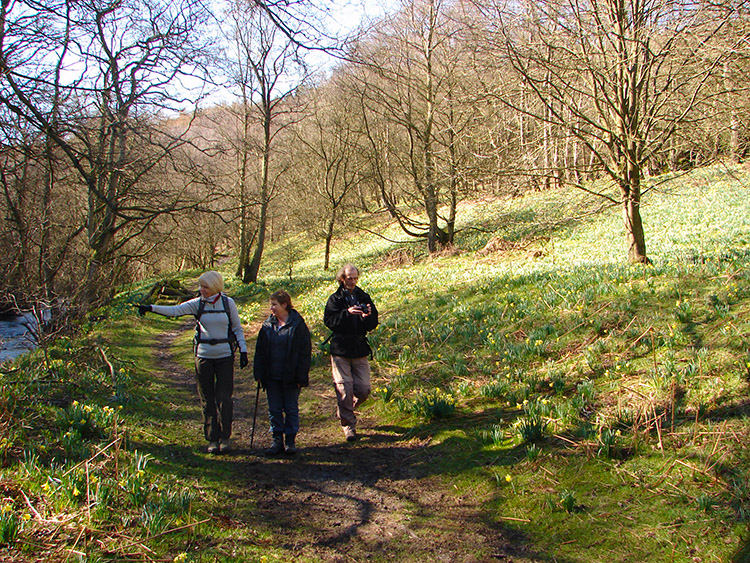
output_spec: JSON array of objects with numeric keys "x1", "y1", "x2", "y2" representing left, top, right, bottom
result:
[
  {"x1": 137, "y1": 304, "x2": 152, "y2": 316},
  {"x1": 353, "y1": 303, "x2": 371, "y2": 317},
  {"x1": 240, "y1": 352, "x2": 248, "y2": 368}
]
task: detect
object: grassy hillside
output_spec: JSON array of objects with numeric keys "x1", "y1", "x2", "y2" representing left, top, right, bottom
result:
[
  {"x1": 1, "y1": 162, "x2": 750, "y2": 562},
  {"x1": 279, "y1": 162, "x2": 750, "y2": 561}
]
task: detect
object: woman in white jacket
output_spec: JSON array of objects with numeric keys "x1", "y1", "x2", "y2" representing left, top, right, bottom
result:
[{"x1": 139, "y1": 271, "x2": 247, "y2": 454}]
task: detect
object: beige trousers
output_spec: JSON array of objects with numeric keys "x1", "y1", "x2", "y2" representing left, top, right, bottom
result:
[{"x1": 331, "y1": 355, "x2": 371, "y2": 427}]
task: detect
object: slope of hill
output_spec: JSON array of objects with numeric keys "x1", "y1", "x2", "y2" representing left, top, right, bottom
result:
[{"x1": 2, "y1": 162, "x2": 750, "y2": 562}]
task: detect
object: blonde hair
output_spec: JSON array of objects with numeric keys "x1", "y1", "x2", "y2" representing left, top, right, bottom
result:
[{"x1": 198, "y1": 271, "x2": 224, "y2": 295}]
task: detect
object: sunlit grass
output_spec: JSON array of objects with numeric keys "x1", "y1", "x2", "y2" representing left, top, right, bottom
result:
[
  {"x1": 254, "y1": 162, "x2": 750, "y2": 561},
  {"x1": 2, "y1": 162, "x2": 750, "y2": 561}
]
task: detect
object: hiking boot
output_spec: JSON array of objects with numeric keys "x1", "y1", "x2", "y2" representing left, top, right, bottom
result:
[
  {"x1": 343, "y1": 426, "x2": 357, "y2": 442},
  {"x1": 284, "y1": 434, "x2": 297, "y2": 455},
  {"x1": 219, "y1": 438, "x2": 232, "y2": 453},
  {"x1": 265, "y1": 433, "x2": 284, "y2": 456},
  {"x1": 207, "y1": 442, "x2": 219, "y2": 454}
]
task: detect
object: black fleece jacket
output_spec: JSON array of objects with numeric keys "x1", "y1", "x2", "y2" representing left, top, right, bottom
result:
[{"x1": 323, "y1": 285, "x2": 379, "y2": 358}]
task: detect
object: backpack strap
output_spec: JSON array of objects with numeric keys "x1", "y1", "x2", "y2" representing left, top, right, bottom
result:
[{"x1": 193, "y1": 294, "x2": 238, "y2": 351}]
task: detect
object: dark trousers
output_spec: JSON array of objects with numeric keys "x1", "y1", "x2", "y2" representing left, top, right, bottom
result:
[
  {"x1": 195, "y1": 356, "x2": 234, "y2": 442},
  {"x1": 264, "y1": 379, "x2": 300, "y2": 436}
]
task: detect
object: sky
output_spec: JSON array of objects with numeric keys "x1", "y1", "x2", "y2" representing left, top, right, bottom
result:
[
  {"x1": 321, "y1": 0, "x2": 398, "y2": 35},
  {"x1": 198, "y1": 0, "x2": 399, "y2": 108}
]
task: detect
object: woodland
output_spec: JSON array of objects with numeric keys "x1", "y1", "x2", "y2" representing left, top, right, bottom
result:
[
  {"x1": 2, "y1": 1, "x2": 750, "y2": 561},
  {"x1": 0, "y1": 0, "x2": 749, "y2": 317}
]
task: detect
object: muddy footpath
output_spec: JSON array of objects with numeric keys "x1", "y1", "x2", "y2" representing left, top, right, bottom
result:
[{"x1": 153, "y1": 324, "x2": 547, "y2": 563}]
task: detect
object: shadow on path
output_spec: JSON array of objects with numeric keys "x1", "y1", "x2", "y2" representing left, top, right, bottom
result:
[{"x1": 146, "y1": 320, "x2": 572, "y2": 563}]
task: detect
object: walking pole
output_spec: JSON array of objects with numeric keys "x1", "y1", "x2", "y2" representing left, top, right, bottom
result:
[{"x1": 250, "y1": 381, "x2": 260, "y2": 449}]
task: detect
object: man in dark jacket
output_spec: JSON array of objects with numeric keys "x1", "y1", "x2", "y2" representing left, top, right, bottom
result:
[{"x1": 323, "y1": 263, "x2": 379, "y2": 441}]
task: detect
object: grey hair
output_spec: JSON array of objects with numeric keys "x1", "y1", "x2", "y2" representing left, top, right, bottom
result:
[{"x1": 336, "y1": 263, "x2": 360, "y2": 283}]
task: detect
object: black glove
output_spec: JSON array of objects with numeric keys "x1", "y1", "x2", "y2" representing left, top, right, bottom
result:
[
  {"x1": 137, "y1": 304, "x2": 152, "y2": 316},
  {"x1": 239, "y1": 352, "x2": 248, "y2": 368}
]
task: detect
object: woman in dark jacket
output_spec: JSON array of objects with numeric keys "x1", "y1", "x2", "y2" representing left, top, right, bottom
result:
[
  {"x1": 323, "y1": 263, "x2": 378, "y2": 442},
  {"x1": 253, "y1": 290, "x2": 311, "y2": 455}
]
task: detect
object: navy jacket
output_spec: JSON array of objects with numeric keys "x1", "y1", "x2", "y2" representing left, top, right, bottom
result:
[
  {"x1": 323, "y1": 285, "x2": 378, "y2": 358},
  {"x1": 253, "y1": 309, "x2": 311, "y2": 387}
]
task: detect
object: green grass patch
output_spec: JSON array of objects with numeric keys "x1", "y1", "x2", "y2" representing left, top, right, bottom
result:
[{"x1": 2, "y1": 162, "x2": 750, "y2": 560}]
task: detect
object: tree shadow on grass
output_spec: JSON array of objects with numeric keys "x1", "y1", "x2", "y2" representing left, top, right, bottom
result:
[
  {"x1": 140, "y1": 315, "x2": 573, "y2": 561},
  {"x1": 139, "y1": 421, "x2": 572, "y2": 562}
]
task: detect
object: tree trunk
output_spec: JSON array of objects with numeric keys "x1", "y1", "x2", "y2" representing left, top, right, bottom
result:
[
  {"x1": 324, "y1": 208, "x2": 336, "y2": 271},
  {"x1": 425, "y1": 186, "x2": 439, "y2": 253},
  {"x1": 86, "y1": 191, "x2": 117, "y2": 306},
  {"x1": 236, "y1": 95, "x2": 252, "y2": 279},
  {"x1": 244, "y1": 201, "x2": 266, "y2": 283},
  {"x1": 424, "y1": 96, "x2": 438, "y2": 252},
  {"x1": 244, "y1": 113, "x2": 272, "y2": 284},
  {"x1": 622, "y1": 182, "x2": 648, "y2": 264},
  {"x1": 724, "y1": 61, "x2": 740, "y2": 162}
]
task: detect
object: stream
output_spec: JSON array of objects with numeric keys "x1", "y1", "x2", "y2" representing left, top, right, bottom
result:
[{"x1": 0, "y1": 313, "x2": 37, "y2": 363}]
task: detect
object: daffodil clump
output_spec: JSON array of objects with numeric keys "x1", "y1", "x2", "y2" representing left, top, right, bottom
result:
[
  {"x1": 56, "y1": 400, "x2": 119, "y2": 441},
  {"x1": 407, "y1": 388, "x2": 457, "y2": 420},
  {"x1": 0, "y1": 503, "x2": 22, "y2": 546},
  {"x1": 373, "y1": 384, "x2": 394, "y2": 402},
  {"x1": 0, "y1": 326, "x2": 208, "y2": 560},
  {"x1": 513, "y1": 398, "x2": 550, "y2": 443}
]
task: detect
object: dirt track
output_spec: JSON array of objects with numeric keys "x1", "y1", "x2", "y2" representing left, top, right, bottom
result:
[{"x1": 154, "y1": 324, "x2": 543, "y2": 563}]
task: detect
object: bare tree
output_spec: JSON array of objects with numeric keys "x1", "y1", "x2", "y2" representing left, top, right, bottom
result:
[
  {"x1": 346, "y1": 0, "x2": 465, "y2": 253},
  {"x1": 221, "y1": 0, "x2": 307, "y2": 284},
  {"x1": 475, "y1": 0, "x2": 750, "y2": 263},
  {"x1": 0, "y1": 110, "x2": 86, "y2": 305},
  {"x1": 291, "y1": 81, "x2": 365, "y2": 270},
  {"x1": 0, "y1": 0, "x2": 216, "y2": 306}
]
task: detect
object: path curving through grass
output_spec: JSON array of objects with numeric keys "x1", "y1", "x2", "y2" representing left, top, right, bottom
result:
[{"x1": 145, "y1": 320, "x2": 547, "y2": 563}]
